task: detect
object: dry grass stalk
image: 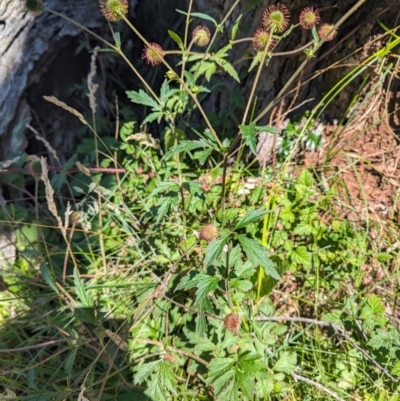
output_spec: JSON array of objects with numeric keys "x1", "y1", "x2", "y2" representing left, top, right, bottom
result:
[
  {"x1": 43, "y1": 96, "x2": 88, "y2": 126},
  {"x1": 40, "y1": 157, "x2": 65, "y2": 236},
  {"x1": 126, "y1": 132, "x2": 160, "y2": 149},
  {"x1": 0, "y1": 156, "x2": 22, "y2": 171},
  {"x1": 87, "y1": 47, "x2": 99, "y2": 115},
  {"x1": 76, "y1": 161, "x2": 91, "y2": 177},
  {"x1": 104, "y1": 329, "x2": 129, "y2": 351},
  {"x1": 64, "y1": 202, "x2": 72, "y2": 230},
  {"x1": 26, "y1": 124, "x2": 60, "y2": 165}
]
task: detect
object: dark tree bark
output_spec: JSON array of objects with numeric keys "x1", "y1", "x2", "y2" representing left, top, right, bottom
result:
[
  {"x1": 1, "y1": 0, "x2": 397, "y2": 164},
  {"x1": 0, "y1": 0, "x2": 107, "y2": 162}
]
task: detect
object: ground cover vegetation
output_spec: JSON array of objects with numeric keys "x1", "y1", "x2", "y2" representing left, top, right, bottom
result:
[{"x1": 0, "y1": 0, "x2": 400, "y2": 400}]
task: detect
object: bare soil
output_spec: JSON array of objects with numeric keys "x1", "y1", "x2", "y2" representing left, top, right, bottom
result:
[{"x1": 304, "y1": 86, "x2": 400, "y2": 226}]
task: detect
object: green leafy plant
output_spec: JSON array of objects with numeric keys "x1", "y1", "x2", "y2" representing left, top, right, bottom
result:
[{"x1": 1, "y1": 0, "x2": 400, "y2": 400}]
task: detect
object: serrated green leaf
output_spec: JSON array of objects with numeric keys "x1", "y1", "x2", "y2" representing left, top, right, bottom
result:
[
  {"x1": 149, "y1": 181, "x2": 180, "y2": 197},
  {"x1": 255, "y1": 125, "x2": 279, "y2": 134},
  {"x1": 135, "y1": 360, "x2": 175, "y2": 401},
  {"x1": 239, "y1": 125, "x2": 257, "y2": 154},
  {"x1": 230, "y1": 279, "x2": 253, "y2": 292},
  {"x1": 142, "y1": 111, "x2": 163, "y2": 126},
  {"x1": 391, "y1": 360, "x2": 400, "y2": 377},
  {"x1": 113, "y1": 31, "x2": 121, "y2": 48},
  {"x1": 368, "y1": 328, "x2": 400, "y2": 350},
  {"x1": 196, "y1": 148, "x2": 213, "y2": 165},
  {"x1": 184, "y1": 328, "x2": 216, "y2": 352},
  {"x1": 51, "y1": 173, "x2": 67, "y2": 191},
  {"x1": 156, "y1": 195, "x2": 175, "y2": 224},
  {"x1": 234, "y1": 209, "x2": 271, "y2": 230},
  {"x1": 63, "y1": 154, "x2": 78, "y2": 171},
  {"x1": 376, "y1": 252, "x2": 393, "y2": 262},
  {"x1": 182, "y1": 181, "x2": 203, "y2": 196},
  {"x1": 293, "y1": 221, "x2": 313, "y2": 236},
  {"x1": 73, "y1": 268, "x2": 92, "y2": 307},
  {"x1": 322, "y1": 310, "x2": 343, "y2": 325},
  {"x1": 366, "y1": 294, "x2": 385, "y2": 315},
  {"x1": 126, "y1": 89, "x2": 160, "y2": 109},
  {"x1": 191, "y1": 61, "x2": 217, "y2": 82},
  {"x1": 256, "y1": 373, "x2": 274, "y2": 396},
  {"x1": 248, "y1": 51, "x2": 264, "y2": 72},
  {"x1": 163, "y1": 140, "x2": 210, "y2": 160},
  {"x1": 64, "y1": 347, "x2": 78, "y2": 382},
  {"x1": 312, "y1": 26, "x2": 319, "y2": 43},
  {"x1": 184, "y1": 71, "x2": 195, "y2": 87},
  {"x1": 231, "y1": 14, "x2": 242, "y2": 40},
  {"x1": 159, "y1": 80, "x2": 171, "y2": 104},
  {"x1": 236, "y1": 235, "x2": 279, "y2": 279},
  {"x1": 204, "y1": 233, "x2": 231, "y2": 267},
  {"x1": 119, "y1": 121, "x2": 135, "y2": 138},
  {"x1": 213, "y1": 369, "x2": 236, "y2": 395},
  {"x1": 206, "y1": 357, "x2": 236, "y2": 384},
  {"x1": 217, "y1": 59, "x2": 240, "y2": 82},
  {"x1": 236, "y1": 352, "x2": 267, "y2": 398},
  {"x1": 195, "y1": 85, "x2": 211, "y2": 94},
  {"x1": 168, "y1": 30, "x2": 184, "y2": 50},
  {"x1": 290, "y1": 246, "x2": 311, "y2": 266},
  {"x1": 273, "y1": 351, "x2": 297, "y2": 374},
  {"x1": 297, "y1": 169, "x2": 314, "y2": 186},
  {"x1": 40, "y1": 262, "x2": 59, "y2": 294},
  {"x1": 135, "y1": 360, "x2": 163, "y2": 382}
]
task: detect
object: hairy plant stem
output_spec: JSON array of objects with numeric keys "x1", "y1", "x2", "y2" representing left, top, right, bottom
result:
[
  {"x1": 170, "y1": 122, "x2": 189, "y2": 261},
  {"x1": 220, "y1": 154, "x2": 229, "y2": 229},
  {"x1": 241, "y1": 28, "x2": 275, "y2": 126},
  {"x1": 254, "y1": 0, "x2": 368, "y2": 125},
  {"x1": 198, "y1": 0, "x2": 241, "y2": 64},
  {"x1": 121, "y1": 15, "x2": 222, "y2": 148},
  {"x1": 180, "y1": 0, "x2": 194, "y2": 85},
  {"x1": 234, "y1": 29, "x2": 274, "y2": 164}
]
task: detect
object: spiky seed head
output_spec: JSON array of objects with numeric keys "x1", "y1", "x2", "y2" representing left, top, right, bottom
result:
[
  {"x1": 299, "y1": 7, "x2": 320, "y2": 29},
  {"x1": 99, "y1": 0, "x2": 128, "y2": 22},
  {"x1": 224, "y1": 313, "x2": 241, "y2": 334},
  {"x1": 142, "y1": 43, "x2": 164, "y2": 66},
  {"x1": 262, "y1": 4, "x2": 290, "y2": 33},
  {"x1": 318, "y1": 23, "x2": 337, "y2": 41},
  {"x1": 192, "y1": 25, "x2": 211, "y2": 47},
  {"x1": 28, "y1": 159, "x2": 42, "y2": 179},
  {"x1": 164, "y1": 353, "x2": 175, "y2": 363},
  {"x1": 24, "y1": 0, "x2": 43, "y2": 16},
  {"x1": 252, "y1": 28, "x2": 276, "y2": 52},
  {"x1": 199, "y1": 224, "x2": 219, "y2": 242}
]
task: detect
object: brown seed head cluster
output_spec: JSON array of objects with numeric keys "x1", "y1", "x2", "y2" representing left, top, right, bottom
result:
[
  {"x1": 199, "y1": 224, "x2": 219, "y2": 242},
  {"x1": 99, "y1": 0, "x2": 128, "y2": 22},
  {"x1": 224, "y1": 313, "x2": 241, "y2": 334},
  {"x1": 252, "y1": 28, "x2": 276, "y2": 52},
  {"x1": 192, "y1": 26, "x2": 211, "y2": 47},
  {"x1": 262, "y1": 4, "x2": 290, "y2": 33},
  {"x1": 24, "y1": 0, "x2": 43, "y2": 16},
  {"x1": 318, "y1": 23, "x2": 337, "y2": 42},
  {"x1": 299, "y1": 7, "x2": 320, "y2": 30},
  {"x1": 142, "y1": 43, "x2": 164, "y2": 66}
]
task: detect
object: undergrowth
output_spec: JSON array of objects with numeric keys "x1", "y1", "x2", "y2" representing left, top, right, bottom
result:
[{"x1": 0, "y1": 0, "x2": 399, "y2": 400}]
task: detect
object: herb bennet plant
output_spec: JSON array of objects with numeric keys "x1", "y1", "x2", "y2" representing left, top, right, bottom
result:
[{"x1": 1, "y1": 0, "x2": 399, "y2": 400}]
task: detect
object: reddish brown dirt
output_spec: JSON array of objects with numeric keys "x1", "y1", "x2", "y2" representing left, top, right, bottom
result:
[{"x1": 304, "y1": 88, "x2": 400, "y2": 225}]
